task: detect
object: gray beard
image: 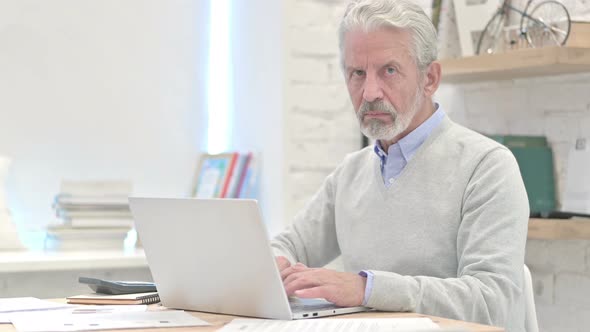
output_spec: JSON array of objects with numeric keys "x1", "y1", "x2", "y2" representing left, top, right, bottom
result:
[{"x1": 358, "y1": 89, "x2": 423, "y2": 141}]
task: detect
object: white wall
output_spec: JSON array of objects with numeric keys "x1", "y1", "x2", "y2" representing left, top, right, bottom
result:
[
  {"x1": 0, "y1": 0, "x2": 208, "y2": 243},
  {"x1": 230, "y1": 0, "x2": 284, "y2": 236}
]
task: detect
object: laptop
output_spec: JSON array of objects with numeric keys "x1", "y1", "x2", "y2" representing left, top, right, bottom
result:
[{"x1": 129, "y1": 197, "x2": 369, "y2": 320}]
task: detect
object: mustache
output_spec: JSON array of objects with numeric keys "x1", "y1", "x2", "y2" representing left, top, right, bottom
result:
[{"x1": 358, "y1": 100, "x2": 396, "y2": 118}]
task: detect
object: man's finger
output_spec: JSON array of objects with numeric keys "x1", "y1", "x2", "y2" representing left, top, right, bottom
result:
[
  {"x1": 275, "y1": 256, "x2": 291, "y2": 272},
  {"x1": 282, "y1": 266, "x2": 318, "y2": 285},
  {"x1": 294, "y1": 285, "x2": 331, "y2": 301},
  {"x1": 281, "y1": 262, "x2": 310, "y2": 280},
  {"x1": 284, "y1": 273, "x2": 322, "y2": 296}
]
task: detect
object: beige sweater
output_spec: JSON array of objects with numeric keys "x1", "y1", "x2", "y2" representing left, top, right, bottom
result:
[{"x1": 272, "y1": 116, "x2": 529, "y2": 332}]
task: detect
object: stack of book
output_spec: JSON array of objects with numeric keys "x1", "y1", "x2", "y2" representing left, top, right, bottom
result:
[
  {"x1": 193, "y1": 152, "x2": 259, "y2": 199},
  {"x1": 45, "y1": 181, "x2": 134, "y2": 251}
]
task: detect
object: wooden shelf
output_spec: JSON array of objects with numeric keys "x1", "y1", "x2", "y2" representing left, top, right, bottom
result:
[
  {"x1": 440, "y1": 47, "x2": 590, "y2": 83},
  {"x1": 0, "y1": 249, "x2": 147, "y2": 273},
  {"x1": 528, "y1": 218, "x2": 590, "y2": 240}
]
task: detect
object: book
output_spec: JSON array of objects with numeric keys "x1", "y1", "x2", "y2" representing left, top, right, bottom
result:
[
  {"x1": 44, "y1": 226, "x2": 130, "y2": 250},
  {"x1": 192, "y1": 152, "x2": 260, "y2": 199},
  {"x1": 54, "y1": 195, "x2": 130, "y2": 207},
  {"x1": 68, "y1": 218, "x2": 134, "y2": 229},
  {"x1": 511, "y1": 146, "x2": 556, "y2": 214},
  {"x1": 219, "y1": 153, "x2": 239, "y2": 198},
  {"x1": 66, "y1": 292, "x2": 160, "y2": 305},
  {"x1": 238, "y1": 153, "x2": 259, "y2": 199},
  {"x1": 225, "y1": 153, "x2": 247, "y2": 198},
  {"x1": 46, "y1": 226, "x2": 130, "y2": 239},
  {"x1": 44, "y1": 238, "x2": 127, "y2": 251},
  {"x1": 60, "y1": 180, "x2": 133, "y2": 196},
  {"x1": 57, "y1": 209, "x2": 133, "y2": 219},
  {"x1": 53, "y1": 181, "x2": 133, "y2": 221},
  {"x1": 55, "y1": 205, "x2": 131, "y2": 212},
  {"x1": 233, "y1": 152, "x2": 252, "y2": 198},
  {"x1": 488, "y1": 135, "x2": 548, "y2": 148},
  {"x1": 193, "y1": 153, "x2": 236, "y2": 198}
]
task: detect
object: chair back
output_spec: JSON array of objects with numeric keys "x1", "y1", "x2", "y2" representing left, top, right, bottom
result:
[{"x1": 524, "y1": 265, "x2": 539, "y2": 332}]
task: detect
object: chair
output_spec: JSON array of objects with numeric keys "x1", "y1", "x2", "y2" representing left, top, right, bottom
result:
[{"x1": 524, "y1": 265, "x2": 539, "y2": 332}]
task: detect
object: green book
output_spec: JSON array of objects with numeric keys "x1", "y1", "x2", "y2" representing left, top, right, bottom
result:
[
  {"x1": 510, "y1": 146, "x2": 556, "y2": 214},
  {"x1": 488, "y1": 135, "x2": 547, "y2": 148}
]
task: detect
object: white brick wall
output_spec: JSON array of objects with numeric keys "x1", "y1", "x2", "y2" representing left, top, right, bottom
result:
[
  {"x1": 283, "y1": 0, "x2": 359, "y2": 222},
  {"x1": 282, "y1": 0, "x2": 590, "y2": 331}
]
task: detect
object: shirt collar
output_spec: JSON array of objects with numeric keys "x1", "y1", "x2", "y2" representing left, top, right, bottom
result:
[{"x1": 373, "y1": 103, "x2": 445, "y2": 163}]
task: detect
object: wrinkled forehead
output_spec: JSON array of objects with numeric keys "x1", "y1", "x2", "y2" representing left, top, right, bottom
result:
[{"x1": 342, "y1": 26, "x2": 415, "y2": 67}]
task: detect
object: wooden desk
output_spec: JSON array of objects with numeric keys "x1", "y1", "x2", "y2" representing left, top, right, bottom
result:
[{"x1": 0, "y1": 308, "x2": 503, "y2": 332}]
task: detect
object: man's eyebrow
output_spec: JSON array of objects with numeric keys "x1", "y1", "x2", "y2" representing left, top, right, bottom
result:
[
  {"x1": 382, "y1": 60, "x2": 401, "y2": 68},
  {"x1": 345, "y1": 65, "x2": 363, "y2": 72}
]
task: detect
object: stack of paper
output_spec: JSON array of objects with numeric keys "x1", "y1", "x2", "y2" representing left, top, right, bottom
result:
[
  {"x1": 1, "y1": 297, "x2": 210, "y2": 332},
  {"x1": 0, "y1": 297, "x2": 72, "y2": 323},
  {"x1": 9, "y1": 310, "x2": 210, "y2": 332},
  {"x1": 46, "y1": 180, "x2": 135, "y2": 250}
]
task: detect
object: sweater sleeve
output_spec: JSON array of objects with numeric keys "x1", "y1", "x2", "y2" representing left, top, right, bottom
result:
[
  {"x1": 270, "y1": 169, "x2": 341, "y2": 267},
  {"x1": 364, "y1": 148, "x2": 529, "y2": 330}
]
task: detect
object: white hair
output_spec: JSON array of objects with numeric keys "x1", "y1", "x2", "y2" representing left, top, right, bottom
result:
[{"x1": 339, "y1": 0, "x2": 438, "y2": 71}]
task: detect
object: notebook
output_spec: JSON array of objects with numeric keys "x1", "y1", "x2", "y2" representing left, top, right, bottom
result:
[{"x1": 66, "y1": 292, "x2": 160, "y2": 305}]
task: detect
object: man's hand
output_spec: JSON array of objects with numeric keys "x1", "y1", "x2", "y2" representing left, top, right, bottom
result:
[
  {"x1": 275, "y1": 256, "x2": 292, "y2": 273},
  {"x1": 280, "y1": 263, "x2": 367, "y2": 307}
]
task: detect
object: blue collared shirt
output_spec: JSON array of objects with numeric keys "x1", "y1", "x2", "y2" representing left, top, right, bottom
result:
[
  {"x1": 361, "y1": 103, "x2": 445, "y2": 306},
  {"x1": 374, "y1": 104, "x2": 445, "y2": 187}
]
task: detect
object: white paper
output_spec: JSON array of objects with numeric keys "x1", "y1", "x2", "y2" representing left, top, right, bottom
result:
[
  {"x1": 10, "y1": 310, "x2": 210, "y2": 332},
  {"x1": 0, "y1": 298, "x2": 74, "y2": 323},
  {"x1": 0, "y1": 304, "x2": 147, "y2": 324},
  {"x1": 0, "y1": 298, "x2": 71, "y2": 313},
  {"x1": 65, "y1": 304, "x2": 148, "y2": 315},
  {"x1": 1, "y1": 305, "x2": 148, "y2": 324},
  {"x1": 218, "y1": 318, "x2": 440, "y2": 332},
  {"x1": 563, "y1": 137, "x2": 590, "y2": 213}
]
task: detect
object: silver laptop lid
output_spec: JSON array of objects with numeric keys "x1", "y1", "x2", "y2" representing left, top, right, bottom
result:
[{"x1": 129, "y1": 197, "x2": 293, "y2": 319}]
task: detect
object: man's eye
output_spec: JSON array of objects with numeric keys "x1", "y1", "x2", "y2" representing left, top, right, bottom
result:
[
  {"x1": 386, "y1": 67, "x2": 396, "y2": 75},
  {"x1": 353, "y1": 70, "x2": 365, "y2": 77}
]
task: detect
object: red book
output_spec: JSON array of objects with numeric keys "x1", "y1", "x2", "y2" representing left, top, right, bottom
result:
[
  {"x1": 236, "y1": 152, "x2": 253, "y2": 198},
  {"x1": 220, "y1": 153, "x2": 238, "y2": 198}
]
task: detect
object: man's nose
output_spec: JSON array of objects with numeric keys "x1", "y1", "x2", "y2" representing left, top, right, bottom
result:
[{"x1": 362, "y1": 75, "x2": 383, "y2": 102}]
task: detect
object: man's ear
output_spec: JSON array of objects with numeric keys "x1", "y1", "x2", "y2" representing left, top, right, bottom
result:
[{"x1": 422, "y1": 61, "x2": 441, "y2": 97}]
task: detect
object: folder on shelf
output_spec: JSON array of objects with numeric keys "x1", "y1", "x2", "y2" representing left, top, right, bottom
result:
[
  {"x1": 488, "y1": 135, "x2": 556, "y2": 214},
  {"x1": 66, "y1": 292, "x2": 160, "y2": 305}
]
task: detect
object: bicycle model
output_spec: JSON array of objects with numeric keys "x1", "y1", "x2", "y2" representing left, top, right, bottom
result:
[{"x1": 476, "y1": 0, "x2": 571, "y2": 55}]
